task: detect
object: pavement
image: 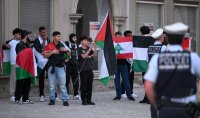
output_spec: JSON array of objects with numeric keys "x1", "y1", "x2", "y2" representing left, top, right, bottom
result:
[{"x1": 0, "y1": 87, "x2": 151, "y2": 118}]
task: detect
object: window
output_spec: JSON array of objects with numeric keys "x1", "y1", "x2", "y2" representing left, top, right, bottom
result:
[
  {"x1": 174, "y1": 6, "x2": 197, "y2": 39},
  {"x1": 136, "y1": 3, "x2": 163, "y2": 35},
  {"x1": 19, "y1": 0, "x2": 50, "y2": 39}
]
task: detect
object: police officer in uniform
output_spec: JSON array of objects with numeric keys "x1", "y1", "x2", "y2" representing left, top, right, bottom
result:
[
  {"x1": 148, "y1": 28, "x2": 167, "y2": 118},
  {"x1": 144, "y1": 22, "x2": 200, "y2": 118},
  {"x1": 148, "y1": 28, "x2": 167, "y2": 61}
]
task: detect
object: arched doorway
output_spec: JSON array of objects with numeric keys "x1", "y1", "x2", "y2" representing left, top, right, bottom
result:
[
  {"x1": 76, "y1": 0, "x2": 111, "y2": 38},
  {"x1": 76, "y1": 0, "x2": 112, "y2": 70}
]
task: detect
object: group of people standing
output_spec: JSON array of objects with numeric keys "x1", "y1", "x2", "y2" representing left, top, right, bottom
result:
[{"x1": 6, "y1": 27, "x2": 97, "y2": 106}]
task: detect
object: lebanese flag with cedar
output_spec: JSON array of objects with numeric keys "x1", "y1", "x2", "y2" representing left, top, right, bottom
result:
[{"x1": 114, "y1": 37, "x2": 133, "y2": 59}]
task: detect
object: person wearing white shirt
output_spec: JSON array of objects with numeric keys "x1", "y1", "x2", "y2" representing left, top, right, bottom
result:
[
  {"x1": 5, "y1": 28, "x2": 21, "y2": 102},
  {"x1": 144, "y1": 22, "x2": 200, "y2": 118}
]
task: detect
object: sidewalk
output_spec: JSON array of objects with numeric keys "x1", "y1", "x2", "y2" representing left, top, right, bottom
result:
[{"x1": 0, "y1": 87, "x2": 150, "y2": 118}]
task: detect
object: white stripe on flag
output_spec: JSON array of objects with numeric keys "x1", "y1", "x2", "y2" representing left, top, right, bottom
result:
[
  {"x1": 133, "y1": 48, "x2": 148, "y2": 61},
  {"x1": 3, "y1": 50, "x2": 10, "y2": 62},
  {"x1": 99, "y1": 52, "x2": 109, "y2": 79},
  {"x1": 114, "y1": 42, "x2": 133, "y2": 54}
]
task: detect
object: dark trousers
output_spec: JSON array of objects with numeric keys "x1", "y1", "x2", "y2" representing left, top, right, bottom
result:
[
  {"x1": 80, "y1": 71, "x2": 93, "y2": 102},
  {"x1": 38, "y1": 67, "x2": 46, "y2": 96},
  {"x1": 151, "y1": 105, "x2": 158, "y2": 118},
  {"x1": 121, "y1": 63, "x2": 134, "y2": 94},
  {"x1": 66, "y1": 65, "x2": 79, "y2": 96},
  {"x1": 142, "y1": 72, "x2": 148, "y2": 101},
  {"x1": 158, "y1": 106, "x2": 192, "y2": 118},
  {"x1": 15, "y1": 78, "x2": 31, "y2": 101}
]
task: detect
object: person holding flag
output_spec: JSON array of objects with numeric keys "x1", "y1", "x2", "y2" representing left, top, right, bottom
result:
[
  {"x1": 43, "y1": 31, "x2": 70, "y2": 106},
  {"x1": 78, "y1": 36, "x2": 97, "y2": 105},
  {"x1": 14, "y1": 30, "x2": 34, "y2": 104},
  {"x1": 65, "y1": 33, "x2": 80, "y2": 100},
  {"x1": 33, "y1": 26, "x2": 50, "y2": 102},
  {"x1": 3, "y1": 28, "x2": 22, "y2": 102}
]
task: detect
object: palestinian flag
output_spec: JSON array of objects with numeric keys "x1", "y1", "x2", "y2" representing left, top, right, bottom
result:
[
  {"x1": 95, "y1": 12, "x2": 117, "y2": 85},
  {"x1": 114, "y1": 37, "x2": 133, "y2": 59},
  {"x1": 132, "y1": 36, "x2": 155, "y2": 72},
  {"x1": 16, "y1": 48, "x2": 37, "y2": 81},
  {"x1": 33, "y1": 47, "x2": 48, "y2": 75},
  {"x1": 1, "y1": 48, "x2": 11, "y2": 75}
]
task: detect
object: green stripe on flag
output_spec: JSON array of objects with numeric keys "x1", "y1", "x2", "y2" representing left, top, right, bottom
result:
[
  {"x1": 3, "y1": 62, "x2": 11, "y2": 75},
  {"x1": 16, "y1": 67, "x2": 32, "y2": 80},
  {"x1": 133, "y1": 60, "x2": 148, "y2": 72},
  {"x1": 96, "y1": 41, "x2": 104, "y2": 49},
  {"x1": 99, "y1": 76, "x2": 112, "y2": 85}
]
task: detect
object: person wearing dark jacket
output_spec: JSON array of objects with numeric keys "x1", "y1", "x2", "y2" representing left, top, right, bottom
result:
[
  {"x1": 14, "y1": 30, "x2": 33, "y2": 104},
  {"x1": 65, "y1": 33, "x2": 80, "y2": 100}
]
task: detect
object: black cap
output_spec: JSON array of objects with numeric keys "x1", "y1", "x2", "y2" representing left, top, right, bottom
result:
[{"x1": 21, "y1": 30, "x2": 31, "y2": 36}]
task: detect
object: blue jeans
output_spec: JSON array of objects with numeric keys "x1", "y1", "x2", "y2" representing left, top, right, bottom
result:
[
  {"x1": 48, "y1": 66, "x2": 69, "y2": 102},
  {"x1": 114, "y1": 64, "x2": 131, "y2": 98}
]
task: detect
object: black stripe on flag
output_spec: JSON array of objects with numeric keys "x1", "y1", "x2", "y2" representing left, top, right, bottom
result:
[
  {"x1": 133, "y1": 36, "x2": 155, "y2": 48},
  {"x1": 103, "y1": 13, "x2": 117, "y2": 76}
]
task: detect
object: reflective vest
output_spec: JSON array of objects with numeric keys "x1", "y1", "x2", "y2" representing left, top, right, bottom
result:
[
  {"x1": 155, "y1": 51, "x2": 196, "y2": 98},
  {"x1": 148, "y1": 44, "x2": 162, "y2": 61}
]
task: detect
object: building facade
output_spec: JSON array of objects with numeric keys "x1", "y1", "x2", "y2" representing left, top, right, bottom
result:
[{"x1": 0, "y1": 0, "x2": 200, "y2": 70}]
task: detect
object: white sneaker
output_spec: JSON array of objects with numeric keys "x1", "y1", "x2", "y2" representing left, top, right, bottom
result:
[
  {"x1": 121, "y1": 94, "x2": 127, "y2": 98},
  {"x1": 72, "y1": 95, "x2": 81, "y2": 100},
  {"x1": 40, "y1": 96, "x2": 44, "y2": 102},
  {"x1": 22, "y1": 100, "x2": 34, "y2": 104},
  {"x1": 55, "y1": 97, "x2": 62, "y2": 102},
  {"x1": 10, "y1": 96, "x2": 15, "y2": 102},
  {"x1": 131, "y1": 93, "x2": 138, "y2": 98}
]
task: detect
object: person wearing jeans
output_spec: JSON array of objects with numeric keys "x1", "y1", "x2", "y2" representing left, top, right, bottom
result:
[
  {"x1": 48, "y1": 66, "x2": 68, "y2": 102},
  {"x1": 43, "y1": 31, "x2": 70, "y2": 106}
]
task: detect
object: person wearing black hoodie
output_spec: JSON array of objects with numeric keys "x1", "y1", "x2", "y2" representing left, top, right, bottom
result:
[{"x1": 65, "y1": 33, "x2": 80, "y2": 100}]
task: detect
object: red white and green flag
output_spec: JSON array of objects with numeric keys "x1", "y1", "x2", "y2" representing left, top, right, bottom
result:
[
  {"x1": 1, "y1": 48, "x2": 11, "y2": 75},
  {"x1": 132, "y1": 36, "x2": 155, "y2": 72},
  {"x1": 95, "y1": 12, "x2": 117, "y2": 85},
  {"x1": 114, "y1": 37, "x2": 133, "y2": 59},
  {"x1": 16, "y1": 48, "x2": 37, "y2": 81}
]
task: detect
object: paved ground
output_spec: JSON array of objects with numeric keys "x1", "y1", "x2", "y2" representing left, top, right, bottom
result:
[{"x1": 0, "y1": 87, "x2": 151, "y2": 118}]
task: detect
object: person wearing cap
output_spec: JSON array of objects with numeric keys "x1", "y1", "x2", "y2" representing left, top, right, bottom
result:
[
  {"x1": 65, "y1": 33, "x2": 80, "y2": 100},
  {"x1": 144, "y1": 22, "x2": 200, "y2": 118},
  {"x1": 43, "y1": 31, "x2": 70, "y2": 106},
  {"x1": 148, "y1": 28, "x2": 167, "y2": 61},
  {"x1": 77, "y1": 36, "x2": 97, "y2": 105},
  {"x1": 3, "y1": 28, "x2": 22, "y2": 102},
  {"x1": 147, "y1": 28, "x2": 167, "y2": 118},
  {"x1": 14, "y1": 29, "x2": 33, "y2": 104}
]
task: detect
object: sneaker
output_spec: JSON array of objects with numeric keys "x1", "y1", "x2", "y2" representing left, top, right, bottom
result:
[
  {"x1": 73, "y1": 95, "x2": 81, "y2": 100},
  {"x1": 63, "y1": 101, "x2": 69, "y2": 106},
  {"x1": 10, "y1": 96, "x2": 15, "y2": 102},
  {"x1": 87, "y1": 101, "x2": 95, "y2": 105},
  {"x1": 131, "y1": 93, "x2": 138, "y2": 98},
  {"x1": 22, "y1": 100, "x2": 34, "y2": 104},
  {"x1": 48, "y1": 100, "x2": 55, "y2": 105},
  {"x1": 128, "y1": 97, "x2": 135, "y2": 101},
  {"x1": 113, "y1": 96, "x2": 121, "y2": 100},
  {"x1": 13, "y1": 100, "x2": 20, "y2": 104},
  {"x1": 121, "y1": 94, "x2": 127, "y2": 98},
  {"x1": 40, "y1": 96, "x2": 44, "y2": 102},
  {"x1": 82, "y1": 101, "x2": 88, "y2": 105},
  {"x1": 55, "y1": 97, "x2": 62, "y2": 102}
]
